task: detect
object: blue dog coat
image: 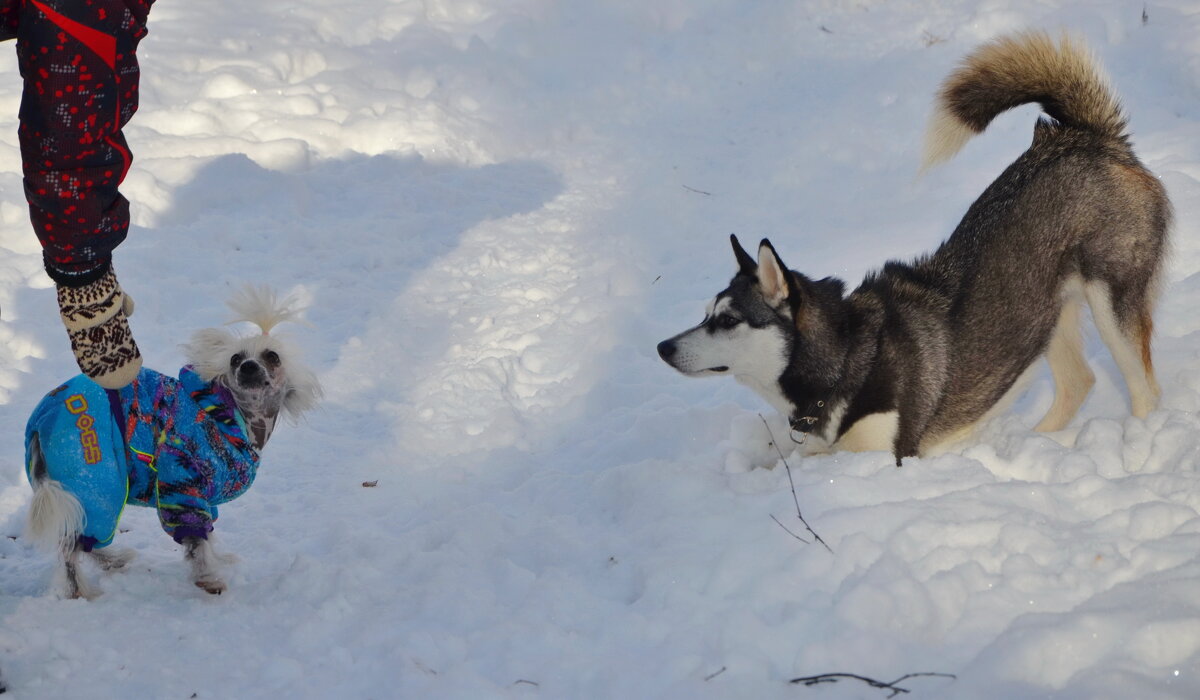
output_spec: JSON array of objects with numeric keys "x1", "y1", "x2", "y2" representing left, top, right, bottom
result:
[{"x1": 25, "y1": 366, "x2": 260, "y2": 549}]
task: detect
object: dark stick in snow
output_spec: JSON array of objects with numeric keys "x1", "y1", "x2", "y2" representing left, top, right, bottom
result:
[
  {"x1": 760, "y1": 415, "x2": 833, "y2": 553},
  {"x1": 789, "y1": 672, "x2": 956, "y2": 697}
]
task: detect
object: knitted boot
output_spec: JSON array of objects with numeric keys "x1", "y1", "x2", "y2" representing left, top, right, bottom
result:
[{"x1": 56, "y1": 268, "x2": 142, "y2": 389}]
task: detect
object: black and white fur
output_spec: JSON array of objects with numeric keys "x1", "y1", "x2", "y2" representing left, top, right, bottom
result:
[
  {"x1": 25, "y1": 286, "x2": 322, "y2": 597},
  {"x1": 658, "y1": 32, "x2": 1169, "y2": 465}
]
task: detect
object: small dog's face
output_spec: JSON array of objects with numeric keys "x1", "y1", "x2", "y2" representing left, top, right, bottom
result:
[
  {"x1": 184, "y1": 328, "x2": 321, "y2": 449},
  {"x1": 229, "y1": 340, "x2": 286, "y2": 394}
]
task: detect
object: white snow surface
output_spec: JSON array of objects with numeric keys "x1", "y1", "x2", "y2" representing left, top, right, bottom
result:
[{"x1": 2, "y1": 1, "x2": 1200, "y2": 698}]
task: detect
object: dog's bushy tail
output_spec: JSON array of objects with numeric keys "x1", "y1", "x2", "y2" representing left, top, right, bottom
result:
[
  {"x1": 922, "y1": 31, "x2": 1126, "y2": 170},
  {"x1": 25, "y1": 435, "x2": 84, "y2": 556}
]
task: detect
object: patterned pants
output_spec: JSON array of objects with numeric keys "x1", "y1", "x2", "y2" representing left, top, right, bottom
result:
[{"x1": 0, "y1": 0, "x2": 154, "y2": 286}]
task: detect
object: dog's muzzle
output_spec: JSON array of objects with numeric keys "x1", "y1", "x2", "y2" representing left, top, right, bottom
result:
[
  {"x1": 656, "y1": 339, "x2": 729, "y2": 373},
  {"x1": 236, "y1": 360, "x2": 268, "y2": 388}
]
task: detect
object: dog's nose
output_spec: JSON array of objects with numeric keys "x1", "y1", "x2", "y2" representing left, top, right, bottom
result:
[
  {"x1": 657, "y1": 339, "x2": 676, "y2": 361},
  {"x1": 237, "y1": 360, "x2": 266, "y2": 386}
]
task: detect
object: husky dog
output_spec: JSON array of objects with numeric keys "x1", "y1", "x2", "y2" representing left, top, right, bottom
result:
[
  {"x1": 658, "y1": 32, "x2": 1170, "y2": 465},
  {"x1": 24, "y1": 287, "x2": 321, "y2": 597}
]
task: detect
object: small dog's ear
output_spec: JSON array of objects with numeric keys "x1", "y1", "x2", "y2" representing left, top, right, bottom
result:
[
  {"x1": 281, "y1": 365, "x2": 323, "y2": 421},
  {"x1": 730, "y1": 234, "x2": 757, "y2": 275},
  {"x1": 182, "y1": 327, "x2": 237, "y2": 381},
  {"x1": 756, "y1": 238, "x2": 795, "y2": 307}
]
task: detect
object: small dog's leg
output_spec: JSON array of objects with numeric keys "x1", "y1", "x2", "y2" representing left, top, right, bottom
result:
[
  {"x1": 88, "y1": 547, "x2": 136, "y2": 572},
  {"x1": 183, "y1": 537, "x2": 227, "y2": 595},
  {"x1": 61, "y1": 543, "x2": 99, "y2": 600}
]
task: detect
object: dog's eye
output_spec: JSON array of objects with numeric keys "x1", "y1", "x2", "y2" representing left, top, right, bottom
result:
[
  {"x1": 717, "y1": 314, "x2": 742, "y2": 329},
  {"x1": 262, "y1": 350, "x2": 281, "y2": 367},
  {"x1": 230, "y1": 353, "x2": 244, "y2": 369}
]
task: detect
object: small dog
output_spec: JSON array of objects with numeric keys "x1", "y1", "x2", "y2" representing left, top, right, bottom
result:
[
  {"x1": 24, "y1": 287, "x2": 321, "y2": 597},
  {"x1": 658, "y1": 32, "x2": 1170, "y2": 465}
]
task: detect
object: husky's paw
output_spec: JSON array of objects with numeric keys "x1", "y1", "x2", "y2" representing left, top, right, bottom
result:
[{"x1": 194, "y1": 576, "x2": 226, "y2": 595}]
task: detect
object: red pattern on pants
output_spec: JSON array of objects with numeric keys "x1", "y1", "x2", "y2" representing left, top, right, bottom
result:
[{"x1": 0, "y1": 0, "x2": 154, "y2": 286}]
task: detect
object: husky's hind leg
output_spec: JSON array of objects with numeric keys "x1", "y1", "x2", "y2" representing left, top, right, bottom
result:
[
  {"x1": 1084, "y1": 281, "x2": 1160, "y2": 418},
  {"x1": 1036, "y1": 288, "x2": 1095, "y2": 431}
]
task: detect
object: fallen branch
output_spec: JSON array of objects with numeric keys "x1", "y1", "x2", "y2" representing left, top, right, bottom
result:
[
  {"x1": 770, "y1": 514, "x2": 810, "y2": 544},
  {"x1": 789, "y1": 672, "x2": 956, "y2": 697},
  {"x1": 760, "y1": 415, "x2": 833, "y2": 553}
]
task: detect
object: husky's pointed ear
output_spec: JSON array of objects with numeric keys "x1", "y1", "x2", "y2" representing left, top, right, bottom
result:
[
  {"x1": 756, "y1": 238, "x2": 794, "y2": 307},
  {"x1": 730, "y1": 234, "x2": 757, "y2": 275}
]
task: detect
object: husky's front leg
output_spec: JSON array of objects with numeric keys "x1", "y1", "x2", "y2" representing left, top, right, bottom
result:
[
  {"x1": 183, "y1": 537, "x2": 226, "y2": 595},
  {"x1": 892, "y1": 328, "x2": 949, "y2": 466}
]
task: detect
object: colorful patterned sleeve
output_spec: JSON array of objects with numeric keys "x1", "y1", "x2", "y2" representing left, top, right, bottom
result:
[{"x1": 153, "y1": 435, "x2": 216, "y2": 542}]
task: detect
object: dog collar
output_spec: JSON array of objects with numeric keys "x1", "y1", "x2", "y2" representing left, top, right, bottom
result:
[{"x1": 789, "y1": 399, "x2": 827, "y2": 434}]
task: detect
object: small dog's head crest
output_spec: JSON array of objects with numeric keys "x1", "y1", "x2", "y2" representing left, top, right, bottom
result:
[{"x1": 226, "y1": 285, "x2": 306, "y2": 336}]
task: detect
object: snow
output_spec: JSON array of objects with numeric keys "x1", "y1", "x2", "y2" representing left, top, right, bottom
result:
[{"x1": 2, "y1": 0, "x2": 1200, "y2": 697}]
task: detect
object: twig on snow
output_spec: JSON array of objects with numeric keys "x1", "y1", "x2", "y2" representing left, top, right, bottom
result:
[
  {"x1": 682, "y1": 184, "x2": 712, "y2": 196},
  {"x1": 760, "y1": 415, "x2": 833, "y2": 554},
  {"x1": 704, "y1": 666, "x2": 727, "y2": 682},
  {"x1": 770, "y1": 514, "x2": 811, "y2": 544},
  {"x1": 789, "y1": 672, "x2": 957, "y2": 697}
]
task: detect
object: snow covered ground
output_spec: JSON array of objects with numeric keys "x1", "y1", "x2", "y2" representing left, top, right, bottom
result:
[{"x1": 2, "y1": 0, "x2": 1200, "y2": 697}]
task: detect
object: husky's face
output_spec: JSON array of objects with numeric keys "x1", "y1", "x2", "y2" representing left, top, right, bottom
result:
[
  {"x1": 658, "y1": 236, "x2": 805, "y2": 414},
  {"x1": 657, "y1": 277, "x2": 790, "y2": 385}
]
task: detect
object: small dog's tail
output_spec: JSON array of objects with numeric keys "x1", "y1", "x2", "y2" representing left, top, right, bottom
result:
[
  {"x1": 922, "y1": 31, "x2": 1126, "y2": 170},
  {"x1": 25, "y1": 434, "x2": 84, "y2": 556}
]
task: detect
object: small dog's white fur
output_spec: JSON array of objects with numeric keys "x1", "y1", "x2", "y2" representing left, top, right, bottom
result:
[
  {"x1": 25, "y1": 470, "x2": 85, "y2": 557},
  {"x1": 186, "y1": 537, "x2": 230, "y2": 595},
  {"x1": 26, "y1": 285, "x2": 321, "y2": 598},
  {"x1": 184, "y1": 286, "x2": 321, "y2": 421}
]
